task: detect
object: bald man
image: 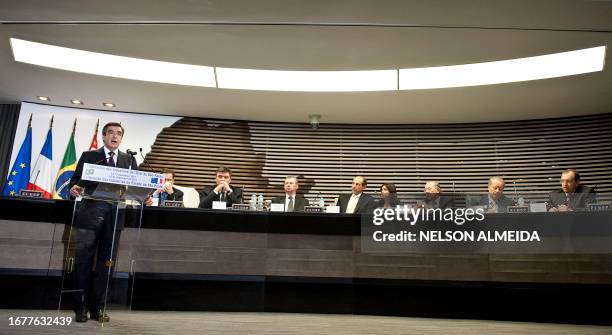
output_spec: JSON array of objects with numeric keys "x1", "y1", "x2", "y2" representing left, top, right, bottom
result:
[
  {"x1": 472, "y1": 176, "x2": 515, "y2": 213},
  {"x1": 417, "y1": 181, "x2": 455, "y2": 209}
]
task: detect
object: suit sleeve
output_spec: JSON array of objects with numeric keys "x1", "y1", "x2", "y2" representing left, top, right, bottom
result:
[
  {"x1": 169, "y1": 188, "x2": 184, "y2": 202},
  {"x1": 585, "y1": 187, "x2": 597, "y2": 205},
  {"x1": 69, "y1": 153, "x2": 87, "y2": 189},
  {"x1": 337, "y1": 195, "x2": 348, "y2": 212},
  {"x1": 548, "y1": 191, "x2": 560, "y2": 208},
  {"x1": 290, "y1": 196, "x2": 307, "y2": 212},
  {"x1": 227, "y1": 187, "x2": 243, "y2": 206},
  {"x1": 361, "y1": 196, "x2": 375, "y2": 214},
  {"x1": 199, "y1": 186, "x2": 216, "y2": 208}
]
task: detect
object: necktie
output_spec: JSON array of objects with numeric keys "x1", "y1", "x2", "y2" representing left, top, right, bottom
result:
[
  {"x1": 287, "y1": 196, "x2": 294, "y2": 212},
  {"x1": 107, "y1": 152, "x2": 115, "y2": 167},
  {"x1": 489, "y1": 200, "x2": 498, "y2": 213}
]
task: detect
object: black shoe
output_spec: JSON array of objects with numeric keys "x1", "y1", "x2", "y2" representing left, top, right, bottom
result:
[
  {"x1": 75, "y1": 307, "x2": 88, "y2": 323},
  {"x1": 90, "y1": 308, "x2": 110, "y2": 323}
]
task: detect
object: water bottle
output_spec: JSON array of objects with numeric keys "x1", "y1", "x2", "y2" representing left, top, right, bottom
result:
[
  {"x1": 257, "y1": 193, "x2": 264, "y2": 211},
  {"x1": 319, "y1": 193, "x2": 325, "y2": 207},
  {"x1": 250, "y1": 193, "x2": 257, "y2": 210}
]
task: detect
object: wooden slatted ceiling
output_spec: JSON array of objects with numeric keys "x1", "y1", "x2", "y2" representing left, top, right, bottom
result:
[{"x1": 142, "y1": 113, "x2": 612, "y2": 205}]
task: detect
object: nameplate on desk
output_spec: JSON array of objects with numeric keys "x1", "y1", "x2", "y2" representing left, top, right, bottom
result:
[
  {"x1": 212, "y1": 201, "x2": 227, "y2": 210},
  {"x1": 231, "y1": 204, "x2": 251, "y2": 211},
  {"x1": 507, "y1": 206, "x2": 529, "y2": 213},
  {"x1": 588, "y1": 203, "x2": 610, "y2": 211},
  {"x1": 304, "y1": 206, "x2": 324, "y2": 213},
  {"x1": 530, "y1": 203, "x2": 547, "y2": 213},
  {"x1": 19, "y1": 190, "x2": 43, "y2": 198},
  {"x1": 325, "y1": 206, "x2": 340, "y2": 213},
  {"x1": 82, "y1": 163, "x2": 163, "y2": 189},
  {"x1": 270, "y1": 203, "x2": 285, "y2": 212},
  {"x1": 161, "y1": 200, "x2": 184, "y2": 208}
]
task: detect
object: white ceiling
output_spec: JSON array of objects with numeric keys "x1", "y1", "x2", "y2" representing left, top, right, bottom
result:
[{"x1": 1, "y1": 0, "x2": 612, "y2": 124}]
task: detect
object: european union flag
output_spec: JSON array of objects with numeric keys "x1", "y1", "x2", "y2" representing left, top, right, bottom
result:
[{"x1": 2, "y1": 125, "x2": 32, "y2": 196}]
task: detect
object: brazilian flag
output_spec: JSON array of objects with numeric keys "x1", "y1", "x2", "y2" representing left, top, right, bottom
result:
[{"x1": 52, "y1": 127, "x2": 77, "y2": 199}]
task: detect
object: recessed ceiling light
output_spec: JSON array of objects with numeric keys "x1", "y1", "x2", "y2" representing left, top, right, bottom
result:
[
  {"x1": 102, "y1": 102, "x2": 115, "y2": 107},
  {"x1": 399, "y1": 46, "x2": 606, "y2": 90},
  {"x1": 70, "y1": 99, "x2": 83, "y2": 104},
  {"x1": 10, "y1": 38, "x2": 216, "y2": 87},
  {"x1": 37, "y1": 96, "x2": 50, "y2": 101}
]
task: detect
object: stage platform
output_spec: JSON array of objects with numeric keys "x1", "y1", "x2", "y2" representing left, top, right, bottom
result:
[{"x1": 1, "y1": 309, "x2": 611, "y2": 335}]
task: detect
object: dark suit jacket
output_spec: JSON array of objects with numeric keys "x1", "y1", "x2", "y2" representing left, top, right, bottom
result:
[
  {"x1": 337, "y1": 193, "x2": 375, "y2": 214},
  {"x1": 472, "y1": 194, "x2": 516, "y2": 213},
  {"x1": 199, "y1": 185, "x2": 243, "y2": 209},
  {"x1": 69, "y1": 147, "x2": 139, "y2": 230},
  {"x1": 271, "y1": 195, "x2": 308, "y2": 212},
  {"x1": 69, "y1": 147, "x2": 138, "y2": 197},
  {"x1": 548, "y1": 185, "x2": 596, "y2": 210},
  {"x1": 158, "y1": 187, "x2": 184, "y2": 202}
]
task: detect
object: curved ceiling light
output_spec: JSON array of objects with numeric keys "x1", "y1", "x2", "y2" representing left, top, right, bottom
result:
[
  {"x1": 399, "y1": 46, "x2": 606, "y2": 90},
  {"x1": 215, "y1": 68, "x2": 397, "y2": 91},
  {"x1": 10, "y1": 38, "x2": 216, "y2": 87},
  {"x1": 10, "y1": 38, "x2": 606, "y2": 92}
]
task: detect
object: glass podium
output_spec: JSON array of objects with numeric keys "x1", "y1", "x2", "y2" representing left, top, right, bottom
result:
[{"x1": 54, "y1": 181, "x2": 151, "y2": 325}]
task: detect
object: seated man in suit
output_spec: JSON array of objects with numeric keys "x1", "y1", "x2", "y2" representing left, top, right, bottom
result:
[
  {"x1": 472, "y1": 176, "x2": 515, "y2": 213},
  {"x1": 152, "y1": 168, "x2": 184, "y2": 205},
  {"x1": 549, "y1": 169, "x2": 596, "y2": 212},
  {"x1": 417, "y1": 181, "x2": 455, "y2": 209},
  {"x1": 199, "y1": 166, "x2": 243, "y2": 209},
  {"x1": 337, "y1": 176, "x2": 375, "y2": 214},
  {"x1": 271, "y1": 176, "x2": 308, "y2": 212}
]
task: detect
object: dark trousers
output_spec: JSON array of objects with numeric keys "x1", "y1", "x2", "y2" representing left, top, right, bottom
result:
[{"x1": 73, "y1": 201, "x2": 123, "y2": 311}]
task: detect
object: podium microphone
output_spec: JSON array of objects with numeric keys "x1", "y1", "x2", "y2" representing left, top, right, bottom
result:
[{"x1": 138, "y1": 148, "x2": 158, "y2": 173}]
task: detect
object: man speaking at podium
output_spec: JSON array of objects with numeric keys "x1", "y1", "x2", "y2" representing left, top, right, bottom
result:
[{"x1": 68, "y1": 122, "x2": 149, "y2": 323}]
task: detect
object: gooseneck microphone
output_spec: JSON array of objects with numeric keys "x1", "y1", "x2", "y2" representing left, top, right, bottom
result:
[{"x1": 138, "y1": 148, "x2": 158, "y2": 173}]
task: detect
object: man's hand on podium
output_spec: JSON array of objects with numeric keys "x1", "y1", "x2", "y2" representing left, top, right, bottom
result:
[{"x1": 70, "y1": 185, "x2": 84, "y2": 198}]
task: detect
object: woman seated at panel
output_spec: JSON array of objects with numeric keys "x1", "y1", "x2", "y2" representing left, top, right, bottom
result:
[{"x1": 376, "y1": 183, "x2": 402, "y2": 208}]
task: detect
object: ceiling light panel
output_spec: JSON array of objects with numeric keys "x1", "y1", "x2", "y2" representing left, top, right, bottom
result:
[
  {"x1": 216, "y1": 68, "x2": 397, "y2": 92},
  {"x1": 399, "y1": 46, "x2": 606, "y2": 90},
  {"x1": 10, "y1": 38, "x2": 216, "y2": 87}
]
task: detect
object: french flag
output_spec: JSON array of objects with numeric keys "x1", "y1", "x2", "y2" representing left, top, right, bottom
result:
[{"x1": 28, "y1": 127, "x2": 53, "y2": 198}]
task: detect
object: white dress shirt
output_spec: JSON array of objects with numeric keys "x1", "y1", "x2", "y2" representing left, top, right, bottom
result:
[{"x1": 346, "y1": 193, "x2": 362, "y2": 214}]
